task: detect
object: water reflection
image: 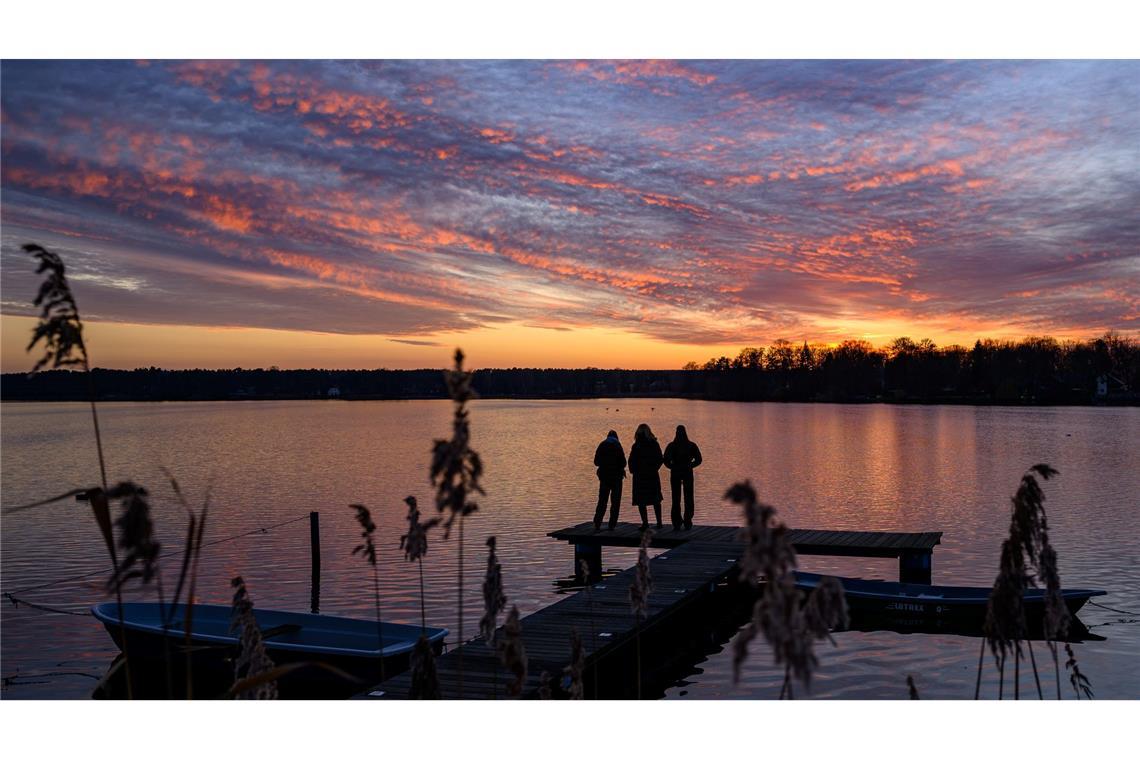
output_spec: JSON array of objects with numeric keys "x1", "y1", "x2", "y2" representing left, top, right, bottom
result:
[{"x1": 2, "y1": 399, "x2": 1137, "y2": 699}]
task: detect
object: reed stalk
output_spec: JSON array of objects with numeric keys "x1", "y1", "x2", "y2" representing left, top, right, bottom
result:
[
  {"x1": 23, "y1": 244, "x2": 138, "y2": 697},
  {"x1": 729, "y1": 481, "x2": 848, "y2": 697},
  {"x1": 499, "y1": 605, "x2": 527, "y2": 697},
  {"x1": 629, "y1": 529, "x2": 653, "y2": 699},
  {"x1": 228, "y1": 576, "x2": 278, "y2": 699},
  {"x1": 564, "y1": 628, "x2": 584, "y2": 700},
  {"x1": 409, "y1": 633, "x2": 441, "y2": 699},
  {"x1": 351, "y1": 504, "x2": 385, "y2": 685},
  {"x1": 980, "y1": 465, "x2": 1091, "y2": 699},
  {"x1": 430, "y1": 348, "x2": 484, "y2": 699},
  {"x1": 399, "y1": 495, "x2": 438, "y2": 633},
  {"x1": 480, "y1": 536, "x2": 507, "y2": 698},
  {"x1": 579, "y1": 559, "x2": 598, "y2": 699}
]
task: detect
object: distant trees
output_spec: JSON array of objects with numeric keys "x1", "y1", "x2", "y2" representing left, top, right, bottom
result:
[
  {"x1": 685, "y1": 332, "x2": 1138, "y2": 403},
  {"x1": 2, "y1": 333, "x2": 1136, "y2": 405}
]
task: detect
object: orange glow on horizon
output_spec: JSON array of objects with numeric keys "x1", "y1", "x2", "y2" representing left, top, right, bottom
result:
[{"x1": 0, "y1": 315, "x2": 1122, "y2": 374}]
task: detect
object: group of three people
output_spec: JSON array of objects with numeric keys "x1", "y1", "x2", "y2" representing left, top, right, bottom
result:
[{"x1": 593, "y1": 424, "x2": 703, "y2": 531}]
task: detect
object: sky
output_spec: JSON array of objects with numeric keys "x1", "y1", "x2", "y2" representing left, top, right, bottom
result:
[{"x1": 1, "y1": 60, "x2": 1138, "y2": 371}]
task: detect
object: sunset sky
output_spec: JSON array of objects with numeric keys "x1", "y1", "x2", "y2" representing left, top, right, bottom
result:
[{"x1": 1, "y1": 59, "x2": 1137, "y2": 371}]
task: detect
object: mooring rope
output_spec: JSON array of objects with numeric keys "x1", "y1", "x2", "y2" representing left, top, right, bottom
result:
[
  {"x1": 2, "y1": 513, "x2": 312, "y2": 597},
  {"x1": 4, "y1": 592, "x2": 89, "y2": 616},
  {"x1": 1085, "y1": 599, "x2": 1140, "y2": 616}
]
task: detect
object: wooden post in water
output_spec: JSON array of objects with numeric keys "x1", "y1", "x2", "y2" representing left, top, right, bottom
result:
[
  {"x1": 899, "y1": 550, "x2": 932, "y2": 585},
  {"x1": 575, "y1": 543, "x2": 603, "y2": 583},
  {"x1": 310, "y1": 511, "x2": 321, "y2": 614}
]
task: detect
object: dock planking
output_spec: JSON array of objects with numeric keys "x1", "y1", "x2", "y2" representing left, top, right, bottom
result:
[
  {"x1": 549, "y1": 521, "x2": 940, "y2": 555},
  {"x1": 361, "y1": 538, "x2": 746, "y2": 700},
  {"x1": 550, "y1": 521, "x2": 941, "y2": 584},
  {"x1": 361, "y1": 520, "x2": 941, "y2": 699}
]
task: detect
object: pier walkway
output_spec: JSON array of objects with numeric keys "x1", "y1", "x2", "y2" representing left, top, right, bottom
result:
[
  {"x1": 363, "y1": 537, "x2": 744, "y2": 699},
  {"x1": 363, "y1": 521, "x2": 940, "y2": 699},
  {"x1": 550, "y1": 521, "x2": 942, "y2": 584}
]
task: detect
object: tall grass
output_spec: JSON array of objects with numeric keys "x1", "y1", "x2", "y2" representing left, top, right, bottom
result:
[
  {"x1": 499, "y1": 605, "x2": 527, "y2": 697},
  {"x1": 480, "y1": 535, "x2": 507, "y2": 697},
  {"x1": 629, "y1": 528, "x2": 653, "y2": 699},
  {"x1": 579, "y1": 558, "x2": 599, "y2": 699},
  {"x1": 20, "y1": 243, "x2": 139, "y2": 694},
  {"x1": 729, "y1": 480, "x2": 848, "y2": 698},
  {"x1": 398, "y1": 495, "x2": 438, "y2": 631},
  {"x1": 228, "y1": 576, "x2": 279, "y2": 699},
  {"x1": 564, "y1": 628, "x2": 585, "y2": 700},
  {"x1": 978, "y1": 465, "x2": 1092, "y2": 699},
  {"x1": 430, "y1": 349, "x2": 484, "y2": 697},
  {"x1": 350, "y1": 504, "x2": 386, "y2": 685},
  {"x1": 409, "y1": 633, "x2": 441, "y2": 699}
]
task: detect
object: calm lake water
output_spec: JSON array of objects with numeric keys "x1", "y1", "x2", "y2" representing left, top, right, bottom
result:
[{"x1": 1, "y1": 399, "x2": 1137, "y2": 699}]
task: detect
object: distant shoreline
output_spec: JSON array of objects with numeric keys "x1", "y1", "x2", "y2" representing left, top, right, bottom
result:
[
  {"x1": 2, "y1": 367, "x2": 1135, "y2": 406},
  {"x1": 2, "y1": 395, "x2": 1136, "y2": 408}
]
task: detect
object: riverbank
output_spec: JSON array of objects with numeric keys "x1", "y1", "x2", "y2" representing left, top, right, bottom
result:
[{"x1": 2, "y1": 368, "x2": 1135, "y2": 405}]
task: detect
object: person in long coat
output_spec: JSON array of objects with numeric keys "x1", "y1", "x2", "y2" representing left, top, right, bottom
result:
[
  {"x1": 592, "y1": 429, "x2": 626, "y2": 530},
  {"x1": 627, "y1": 423, "x2": 664, "y2": 529},
  {"x1": 662, "y1": 424, "x2": 703, "y2": 530}
]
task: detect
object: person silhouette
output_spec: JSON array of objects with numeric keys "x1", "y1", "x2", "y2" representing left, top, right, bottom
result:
[
  {"x1": 592, "y1": 429, "x2": 626, "y2": 530},
  {"x1": 663, "y1": 424, "x2": 702, "y2": 530},
  {"x1": 628, "y1": 423, "x2": 663, "y2": 530}
]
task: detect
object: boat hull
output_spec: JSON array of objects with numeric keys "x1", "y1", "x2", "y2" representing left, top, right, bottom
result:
[
  {"x1": 92, "y1": 603, "x2": 447, "y2": 698},
  {"x1": 794, "y1": 572, "x2": 1106, "y2": 626}
]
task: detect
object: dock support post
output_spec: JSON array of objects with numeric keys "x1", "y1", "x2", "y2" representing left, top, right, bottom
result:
[
  {"x1": 574, "y1": 543, "x2": 602, "y2": 583},
  {"x1": 899, "y1": 550, "x2": 931, "y2": 585},
  {"x1": 310, "y1": 511, "x2": 321, "y2": 613}
]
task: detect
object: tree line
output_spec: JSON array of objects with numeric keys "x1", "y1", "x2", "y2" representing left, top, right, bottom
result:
[
  {"x1": 683, "y1": 333, "x2": 1137, "y2": 403},
  {"x1": 1, "y1": 333, "x2": 1135, "y2": 404}
]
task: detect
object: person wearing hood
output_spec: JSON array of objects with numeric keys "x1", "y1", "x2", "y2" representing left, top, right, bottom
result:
[
  {"x1": 662, "y1": 424, "x2": 702, "y2": 530},
  {"x1": 628, "y1": 423, "x2": 664, "y2": 530},
  {"x1": 593, "y1": 429, "x2": 627, "y2": 530}
]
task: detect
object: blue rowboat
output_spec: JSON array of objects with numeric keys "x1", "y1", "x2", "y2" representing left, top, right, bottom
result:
[
  {"x1": 793, "y1": 572, "x2": 1105, "y2": 622},
  {"x1": 92, "y1": 602, "x2": 447, "y2": 691}
]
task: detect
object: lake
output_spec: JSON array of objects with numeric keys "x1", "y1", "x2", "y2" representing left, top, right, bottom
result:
[{"x1": 1, "y1": 399, "x2": 1137, "y2": 699}]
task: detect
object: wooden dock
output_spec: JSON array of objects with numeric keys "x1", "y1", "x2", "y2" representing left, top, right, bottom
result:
[
  {"x1": 549, "y1": 521, "x2": 942, "y2": 584},
  {"x1": 361, "y1": 538, "x2": 746, "y2": 699},
  {"x1": 362, "y1": 520, "x2": 941, "y2": 699}
]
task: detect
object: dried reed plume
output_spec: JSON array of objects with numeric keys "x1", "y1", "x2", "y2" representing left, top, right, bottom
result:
[
  {"x1": 25, "y1": 243, "x2": 107, "y2": 489},
  {"x1": 25, "y1": 243, "x2": 89, "y2": 373},
  {"x1": 629, "y1": 529, "x2": 654, "y2": 698},
  {"x1": 399, "y1": 495, "x2": 439, "y2": 563},
  {"x1": 629, "y1": 529, "x2": 654, "y2": 622},
  {"x1": 580, "y1": 558, "x2": 599, "y2": 699},
  {"x1": 409, "y1": 634, "x2": 441, "y2": 699},
  {"x1": 538, "y1": 671, "x2": 553, "y2": 700},
  {"x1": 729, "y1": 480, "x2": 848, "y2": 697},
  {"x1": 979, "y1": 465, "x2": 1087, "y2": 700},
  {"x1": 499, "y1": 605, "x2": 528, "y2": 697},
  {"x1": 907, "y1": 675, "x2": 920, "y2": 699},
  {"x1": 1065, "y1": 643, "x2": 1093, "y2": 699},
  {"x1": 350, "y1": 503, "x2": 379, "y2": 566},
  {"x1": 23, "y1": 243, "x2": 132, "y2": 692},
  {"x1": 105, "y1": 482, "x2": 161, "y2": 593},
  {"x1": 229, "y1": 576, "x2": 278, "y2": 699},
  {"x1": 563, "y1": 628, "x2": 585, "y2": 700},
  {"x1": 398, "y1": 496, "x2": 439, "y2": 630},
  {"x1": 480, "y1": 536, "x2": 507, "y2": 646},
  {"x1": 350, "y1": 503, "x2": 386, "y2": 684},
  {"x1": 430, "y1": 348, "x2": 484, "y2": 697},
  {"x1": 431, "y1": 348, "x2": 484, "y2": 538}
]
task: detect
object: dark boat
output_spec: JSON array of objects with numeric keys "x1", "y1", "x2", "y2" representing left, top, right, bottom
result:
[
  {"x1": 794, "y1": 572, "x2": 1106, "y2": 624},
  {"x1": 92, "y1": 602, "x2": 447, "y2": 694}
]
